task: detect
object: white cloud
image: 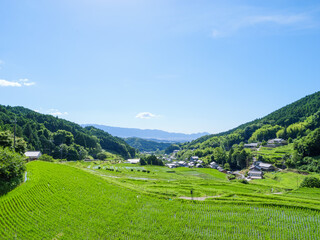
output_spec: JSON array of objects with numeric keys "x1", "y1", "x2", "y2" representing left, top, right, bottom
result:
[
  {"x1": 0, "y1": 79, "x2": 22, "y2": 87},
  {"x1": 240, "y1": 14, "x2": 311, "y2": 28},
  {"x1": 48, "y1": 109, "x2": 69, "y2": 117},
  {"x1": 135, "y1": 112, "x2": 157, "y2": 119},
  {"x1": 19, "y1": 78, "x2": 36, "y2": 86},
  {"x1": 0, "y1": 78, "x2": 36, "y2": 87},
  {"x1": 211, "y1": 11, "x2": 315, "y2": 38},
  {"x1": 23, "y1": 82, "x2": 36, "y2": 86}
]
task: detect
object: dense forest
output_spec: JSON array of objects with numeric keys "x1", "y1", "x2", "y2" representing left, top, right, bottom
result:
[
  {"x1": 124, "y1": 137, "x2": 173, "y2": 152},
  {"x1": 0, "y1": 105, "x2": 136, "y2": 160},
  {"x1": 174, "y1": 91, "x2": 320, "y2": 172}
]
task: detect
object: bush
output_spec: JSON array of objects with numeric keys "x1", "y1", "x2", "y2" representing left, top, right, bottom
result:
[
  {"x1": 300, "y1": 176, "x2": 320, "y2": 188},
  {"x1": 227, "y1": 174, "x2": 236, "y2": 180},
  {"x1": 0, "y1": 147, "x2": 26, "y2": 195},
  {"x1": 238, "y1": 179, "x2": 249, "y2": 184},
  {"x1": 38, "y1": 154, "x2": 54, "y2": 162}
]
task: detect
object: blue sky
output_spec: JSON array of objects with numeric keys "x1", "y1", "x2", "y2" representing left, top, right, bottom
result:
[{"x1": 1, "y1": 0, "x2": 320, "y2": 134}]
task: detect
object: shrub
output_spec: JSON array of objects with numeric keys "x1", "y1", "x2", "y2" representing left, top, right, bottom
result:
[
  {"x1": 0, "y1": 147, "x2": 26, "y2": 195},
  {"x1": 38, "y1": 154, "x2": 54, "y2": 162},
  {"x1": 238, "y1": 179, "x2": 249, "y2": 184},
  {"x1": 227, "y1": 174, "x2": 236, "y2": 180},
  {"x1": 300, "y1": 177, "x2": 320, "y2": 188}
]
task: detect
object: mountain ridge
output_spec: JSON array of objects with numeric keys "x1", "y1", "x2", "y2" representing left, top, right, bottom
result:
[{"x1": 81, "y1": 124, "x2": 209, "y2": 142}]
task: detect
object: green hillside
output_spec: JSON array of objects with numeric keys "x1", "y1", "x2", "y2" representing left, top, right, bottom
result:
[
  {"x1": 1, "y1": 161, "x2": 319, "y2": 239},
  {"x1": 177, "y1": 91, "x2": 320, "y2": 172},
  {"x1": 0, "y1": 105, "x2": 136, "y2": 160},
  {"x1": 185, "y1": 91, "x2": 320, "y2": 148},
  {"x1": 124, "y1": 137, "x2": 173, "y2": 152}
]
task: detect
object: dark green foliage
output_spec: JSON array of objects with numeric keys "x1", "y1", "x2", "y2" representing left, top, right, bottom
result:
[
  {"x1": 97, "y1": 152, "x2": 108, "y2": 160},
  {"x1": 85, "y1": 127, "x2": 135, "y2": 159},
  {"x1": 38, "y1": 154, "x2": 54, "y2": 162},
  {"x1": 249, "y1": 125, "x2": 282, "y2": 142},
  {"x1": 140, "y1": 155, "x2": 164, "y2": 166},
  {"x1": 164, "y1": 144, "x2": 180, "y2": 154},
  {"x1": 238, "y1": 179, "x2": 249, "y2": 184},
  {"x1": 294, "y1": 128, "x2": 320, "y2": 157},
  {"x1": 0, "y1": 105, "x2": 135, "y2": 160},
  {"x1": 0, "y1": 147, "x2": 26, "y2": 195},
  {"x1": 139, "y1": 158, "x2": 147, "y2": 165},
  {"x1": 224, "y1": 163, "x2": 231, "y2": 171},
  {"x1": 300, "y1": 177, "x2": 320, "y2": 188},
  {"x1": 0, "y1": 131, "x2": 27, "y2": 154},
  {"x1": 227, "y1": 174, "x2": 236, "y2": 180},
  {"x1": 125, "y1": 137, "x2": 173, "y2": 152}
]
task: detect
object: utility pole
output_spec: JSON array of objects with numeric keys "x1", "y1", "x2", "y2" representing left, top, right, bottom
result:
[{"x1": 11, "y1": 117, "x2": 17, "y2": 150}]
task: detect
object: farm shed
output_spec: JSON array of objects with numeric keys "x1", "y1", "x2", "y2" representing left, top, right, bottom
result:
[
  {"x1": 24, "y1": 151, "x2": 42, "y2": 161},
  {"x1": 127, "y1": 159, "x2": 140, "y2": 164},
  {"x1": 244, "y1": 143, "x2": 259, "y2": 148}
]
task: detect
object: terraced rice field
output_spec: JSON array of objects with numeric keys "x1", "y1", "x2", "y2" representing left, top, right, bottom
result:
[{"x1": 0, "y1": 161, "x2": 320, "y2": 239}]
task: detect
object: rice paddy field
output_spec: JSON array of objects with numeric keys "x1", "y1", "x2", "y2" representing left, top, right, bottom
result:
[{"x1": 1, "y1": 161, "x2": 320, "y2": 239}]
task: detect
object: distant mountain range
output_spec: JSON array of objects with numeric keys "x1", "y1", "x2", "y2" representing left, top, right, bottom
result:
[{"x1": 81, "y1": 124, "x2": 209, "y2": 142}]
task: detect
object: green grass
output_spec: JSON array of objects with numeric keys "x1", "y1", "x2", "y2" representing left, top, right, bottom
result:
[
  {"x1": 1, "y1": 161, "x2": 320, "y2": 239},
  {"x1": 252, "y1": 144, "x2": 294, "y2": 160}
]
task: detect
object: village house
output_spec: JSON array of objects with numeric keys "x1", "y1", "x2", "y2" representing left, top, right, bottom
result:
[
  {"x1": 248, "y1": 169, "x2": 263, "y2": 179},
  {"x1": 178, "y1": 161, "x2": 188, "y2": 167},
  {"x1": 266, "y1": 138, "x2": 287, "y2": 148},
  {"x1": 244, "y1": 143, "x2": 260, "y2": 149},
  {"x1": 166, "y1": 163, "x2": 177, "y2": 169},
  {"x1": 24, "y1": 151, "x2": 42, "y2": 161},
  {"x1": 252, "y1": 161, "x2": 275, "y2": 171},
  {"x1": 126, "y1": 159, "x2": 140, "y2": 164},
  {"x1": 190, "y1": 156, "x2": 199, "y2": 162},
  {"x1": 209, "y1": 161, "x2": 218, "y2": 169},
  {"x1": 188, "y1": 162, "x2": 194, "y2": 168}
]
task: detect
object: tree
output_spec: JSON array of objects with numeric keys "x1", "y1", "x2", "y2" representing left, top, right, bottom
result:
[
  {"x1": 0, "y1": 131, "x2": 13, "y2": 148},
  {"x1": 165, "y1": 144, "x2": 180, "y2": 154},
  {"x1": 0, "y1": 147, "x2": 26, "y2": 195},
  {"x1": 97, "y1": 151, "x2": 109, "y2": 160},
  {"x1": 294, "y1": 128, "x2": 320, "y2": 157},
  {"x1": 300, "y1": 177, "x2": 320, "y2": 188},
  {"x1": 139, "y1": 158, "x2": 147, "y2": 165},
  {"x1": 224, "y1": 163, "x2": 231, "y2": 171},
  {"x1": 53, "y1": 130, "x2": 74, "y2": 146}
]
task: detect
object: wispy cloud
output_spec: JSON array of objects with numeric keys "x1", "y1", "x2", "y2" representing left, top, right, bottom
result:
[
  {"x1": 135, "y1": 112, "x2": 157, "y2": 119},
  {"x1": 0, "y1": 78, "x2": 36, "y2": 87},
  {"x1": 211, "y1": 11, "x2": 317, "y2": 38},
  {"x1": 245, "y1": 14, "x2": 308, "y2": 25},
  {"x1": 0, "y1": 79, "x2": 22, "y2": 87},
  {"x1": 48, "y1": 109, "x2": 69, "y2": 117}
]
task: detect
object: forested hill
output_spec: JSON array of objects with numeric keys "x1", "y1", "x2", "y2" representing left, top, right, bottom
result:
[
  {"x1": 124, "y1": 137, "x2": 173, "y2": 152},
  {"x1": 175, "y1": 91, "x2": 320, "y2": 173},
  {"x1": 184, "y1": 91, "x2": 320, "y2": 149},
  {"x1": 0, "y1": 105, "x2": 136, "y2": 160}
]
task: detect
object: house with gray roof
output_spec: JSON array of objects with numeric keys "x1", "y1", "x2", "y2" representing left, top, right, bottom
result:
[{"x1": 24, "y1": 151, "x2": 42, "y2": 161}]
